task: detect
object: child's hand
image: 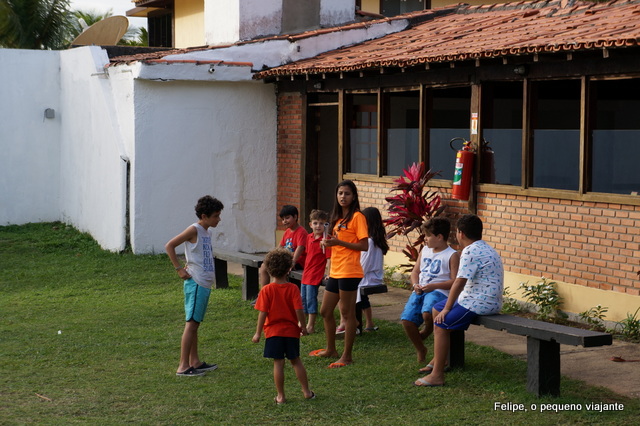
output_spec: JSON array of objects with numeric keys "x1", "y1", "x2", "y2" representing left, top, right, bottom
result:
[
  {"x1": 300, "y1": 327, "x2": 309, "y2": 336},
  {"x1": 413, "y1": 283, "x2": 423, "y2": 295},
  {"x1": 252, "y1": 333, "x2": 260, "y2": 343},
  {"x1": 177, "y1": 268, "x2": 192, "y2": 280},
  {"x1": 322, "y1": 234, "x2": 339, "y2": 248}
]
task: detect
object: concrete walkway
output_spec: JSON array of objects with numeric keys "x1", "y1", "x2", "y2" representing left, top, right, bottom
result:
[
  {"x1": 228, "y1": 263, "x2": 639, "y2": 398},
  {"x1": 368, "y1": 286, "x2": 640, "y2": 399}
]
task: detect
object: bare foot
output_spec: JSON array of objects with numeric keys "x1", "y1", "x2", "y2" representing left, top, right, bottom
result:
[
  {"x1": 415, "y1": 373, "x2": 444, "y2": 386},
  {"x1": 309, "y1": 348, "x2": 339, "y2": 358},
  {"x1": 417, "y1": 347, "x2": 427, "y2": 363}
]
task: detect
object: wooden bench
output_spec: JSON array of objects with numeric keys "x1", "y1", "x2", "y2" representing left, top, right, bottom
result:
[
  {"x1": 449, "y1": 314, "x2": 613, "y2": 397},
  {"x1": 213, "y1": 249, "x2": 265, "y2": 301}
]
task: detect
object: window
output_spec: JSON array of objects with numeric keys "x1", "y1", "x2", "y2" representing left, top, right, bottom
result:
[
  {"x1": 429, "y1": 87, "x2": 471, "y2": 181},
  {"x1": 385, "y1": 91, "x2": 420, "y2": 176},
  {"x1": 481, "y1": 82, "x2": 523, "y2": 185},
  {"x1": 590, "y1": 79, "x2": 640, "y2": 195},
  {"x1": 348, "y1": 94, "x2": 378, "y2": 174},
  {"x1": 530, "y1": 80, "x2": 581, "y2": 191}
]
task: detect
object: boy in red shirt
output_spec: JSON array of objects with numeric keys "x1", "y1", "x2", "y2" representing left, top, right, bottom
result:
[
  {"x1": 253, "y1": 248, "x2": 315, "y2": 404},
  {"x1": 301, "y1": 209, "x2": 331, "y2": 334},
  {"x1": 259, "y1": 205, "x2": 307, "y2": 287}
]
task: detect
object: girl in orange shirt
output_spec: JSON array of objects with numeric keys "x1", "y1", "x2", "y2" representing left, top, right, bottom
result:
[{"x1": 310, "y1": 180, "x2": 368, "y2": 368}]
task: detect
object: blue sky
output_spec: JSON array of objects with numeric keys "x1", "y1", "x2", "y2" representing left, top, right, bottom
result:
[{"x1": 70, "y1": 1, "x2": 147, "y2": 28}]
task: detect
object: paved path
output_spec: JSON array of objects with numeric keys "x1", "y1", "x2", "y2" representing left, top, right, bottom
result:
[
  {"x1": 368, "y1": 286, "x2": 640, "y2": 399},
  {"x1": 227, "y1": 263, "x2": 639, "y2": 398}
]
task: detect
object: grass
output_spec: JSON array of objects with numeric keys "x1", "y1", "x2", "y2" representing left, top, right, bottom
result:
[{"x1": 1, "y1": 222, "x2": 639, "y2": 424}]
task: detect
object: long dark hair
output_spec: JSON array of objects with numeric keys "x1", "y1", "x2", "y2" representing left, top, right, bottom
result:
[
  {"x1": 362, "y1": 207, "x2": 389, "y2": 255},
  {"x1": 330, "y1": 180, "x2": 361, "y2": 230}
]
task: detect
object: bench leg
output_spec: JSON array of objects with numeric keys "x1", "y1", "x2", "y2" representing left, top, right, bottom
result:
[
  {"x1": 214, "y1": 258, "x2": 228, "y2": 289},
  {"x1": 449, "y1": 329, "x2": 465, "y2": 369},
  {"x1": 527, "y1": 337, "x2": 561, "y2": 397},
  {"x1": 242, "y1": 265, "x2": 260, "y2": 301}
]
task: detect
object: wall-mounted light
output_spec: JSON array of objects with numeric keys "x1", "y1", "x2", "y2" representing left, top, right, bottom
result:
[
  {"x1": 312, "y1": 82, "x2": 323, "y2": 90},
  {"x1": 44, "y1": 108, "x2": 55, "y2": 119},
  {"x1": 208, "y1": 65, "x2": 215, "y2": 74},
  {"x1": 513, "y1": 65, "x2": 527, "y2": 76}
]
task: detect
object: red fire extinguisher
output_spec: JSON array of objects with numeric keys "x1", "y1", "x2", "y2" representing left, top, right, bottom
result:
[{"x1": 450, "y1": 137, "x2": 475, "y2": 201}]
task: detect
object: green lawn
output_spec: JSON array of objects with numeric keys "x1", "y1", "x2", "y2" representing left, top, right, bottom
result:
[{"x1": 1, "y1": 223, "x2": 638, "y2": 424}]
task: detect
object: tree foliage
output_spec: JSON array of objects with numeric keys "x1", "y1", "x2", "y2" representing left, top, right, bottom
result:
[{"x1": 0, "y1": 0, "x2": 73, "y2": 49}]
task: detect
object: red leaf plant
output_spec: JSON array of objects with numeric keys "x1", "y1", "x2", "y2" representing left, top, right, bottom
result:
[{"x1": 384, "y1": 162, "x2": 445, "y2": 269}]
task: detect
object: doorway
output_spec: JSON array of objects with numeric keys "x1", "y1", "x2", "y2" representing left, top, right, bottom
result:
[{"x1": 305, "y1": 94, "x2": 339, "y2": 222}]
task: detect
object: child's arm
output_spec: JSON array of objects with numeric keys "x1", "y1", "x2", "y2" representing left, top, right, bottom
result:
[
  {"x1": 434, "y1": 277, "x2": 467, "y2": 324},
  {"x1": 323, "y1": 235, "x2": 368, "y2": 251},
  {"x1": 165, "y1": 226, "x2": 197, "y2": 280},
  {"x1": 292, "y1": 245, "x2": 306, "y2": 268},
  {"x1": 252, "y1": 311, "x2": 268, "y2": 343},
  {"x1": 410, "y1": 257, "x2": 423, "y2": 294},
  {"x1": 423, "y1": 252, "x2": 461, "y2": 292},
  {"x1": 296, "y1": 309, "x2": 308, "y2": 336}
]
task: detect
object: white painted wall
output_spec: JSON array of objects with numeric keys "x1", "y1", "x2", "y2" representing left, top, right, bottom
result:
[
  {"x1": 321, "y1": 0, "x2": 356, "y2": 27},
  {"x1": 130, "y1": 79, "x2": 277, "y2": 254},
  {"x1": 205, "y1": 0, "x2": 241, "y2": 46},
  {"x1": 0, "y1": 49, "x2": 61, "y2": 225},
  {"x1": 58, "y1": 47, "x2": 129, "y2": 252}
]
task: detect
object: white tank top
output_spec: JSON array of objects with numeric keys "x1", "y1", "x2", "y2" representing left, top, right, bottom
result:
[
  {"x1": 418, "y1": 246, "x2": 457, "y2": 296},
  {"x1": 184, "y1": 223, "x2": 215, "y2": 289}
]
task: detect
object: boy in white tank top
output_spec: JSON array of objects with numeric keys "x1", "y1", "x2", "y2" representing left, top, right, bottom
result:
[
  {"x1": 166, "y1": 195, "x2": 224, "y2": 376},
  {"x1": 400, "y1": 217, "x2": 460, "y2": 372}
]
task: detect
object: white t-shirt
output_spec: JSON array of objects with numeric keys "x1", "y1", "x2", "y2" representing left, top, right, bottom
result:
[
  {"x1": 457, "y1": 240, "x2": 504, "y2": 315},
  {"x1": 184, "y1": 223, "x2": 215, "y2": 289},
  {"x1": 418, "y1": 245, "x2": 458, "y2": 297}
]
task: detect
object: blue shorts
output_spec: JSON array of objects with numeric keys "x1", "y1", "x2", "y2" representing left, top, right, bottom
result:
[
  {"x1": 400, "y1": 291, "x2": 448, "y2": 326},
  {"x1": 433, "y1": 299, "x2": 478, "y2": 331},
  {"x1": 264, "y1": 336, "x2": 300, "y2": 360},
  {"x1": 301, "y1": 284, "x2": 319, "y2": 314},
  {"x1": 184, "y1": 278, "x2": 211, "y2": 323}
]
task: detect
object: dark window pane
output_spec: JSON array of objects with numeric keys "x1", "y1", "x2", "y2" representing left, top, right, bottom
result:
[
  {"x1": 531, "y1": 80, "x2": 580, "y2": 190},
  {"x1": 381, "y1": 0, "x2": 426, "y2": 16},
  {"x1": 429, "y1": 87, "x2": 470, "y2": 180},
  {"x1": 481, "y1": 82, "x2": 523, "y2": 185},
  {"x1": 348, "y1": 94, "x2": 377, "y2": 174},
  {"x1": 386, "y1": 92, "x2": 420, "y2": 176},
  {"x1": 591, "y1": 79, "x2": 640, "y2": 194}
]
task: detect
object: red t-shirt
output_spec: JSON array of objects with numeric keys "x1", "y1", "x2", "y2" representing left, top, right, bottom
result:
[
  {"x1": 279, "y1": 225, "x2": 308, "y2": 268},
  {"x1": 301, "y1": 233, "x2": 330, "y2": 286},
  {"x1": 254, "y1": 282, "x2": 303, "y2": 339}
]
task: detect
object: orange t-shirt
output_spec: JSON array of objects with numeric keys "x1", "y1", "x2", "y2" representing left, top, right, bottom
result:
[
  {"x1": 329, "y1": 211, "x2": 368, "y2": 279},
  {"x1": 254, "y1": 282, "x2": 303, "y2": 339}
]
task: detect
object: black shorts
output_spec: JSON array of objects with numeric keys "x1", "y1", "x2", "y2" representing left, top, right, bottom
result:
[
  {"x1": 264, "y1": 336, "x2": 300, "y2": 360},
  {"x1": 325, "y1": 277, "x2": 361, "y2": 293}
]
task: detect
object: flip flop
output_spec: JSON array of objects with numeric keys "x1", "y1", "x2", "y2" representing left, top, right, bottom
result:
[
  {"x1": 364, "y1": 326, "x2": 379, "y2": 332},
  {"x1": 308, "y1": 349, "x2": 325, "y2": 357},
  {"x1": 418, "y1": 364, "x2": 450, "y2": 374},
  {"x1": 414, "y1": 378, "x2": 444, "y2": 387},
  {"x1": 274, "y1": 397, "x2": 286, "y2": 405},
  {"x1": 305, "y1": 391, "x2": 316, "y2": 400},
  {"x1": 328, "y1": 362, "x2": 350, "y2": 369}
]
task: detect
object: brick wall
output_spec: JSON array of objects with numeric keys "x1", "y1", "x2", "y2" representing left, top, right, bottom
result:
[
  {"x1": 276, "y1": 92, "x2": 640, "y2": 296},
  {"x1": 277, "y1": 92, "x2": 304, "y2": 230},
  {"x1": 478, "y1": 193, "x2": 640, "y2": 296}
]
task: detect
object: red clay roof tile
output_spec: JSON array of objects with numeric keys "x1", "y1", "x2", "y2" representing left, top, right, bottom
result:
[{"x1": 255, "y1": 0, "x2": 640, "y2": 79}]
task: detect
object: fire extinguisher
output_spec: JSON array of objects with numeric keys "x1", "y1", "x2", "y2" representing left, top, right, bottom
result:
[{"x1": 450, "y1": 137, "x2": 475, "y2": 201}]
